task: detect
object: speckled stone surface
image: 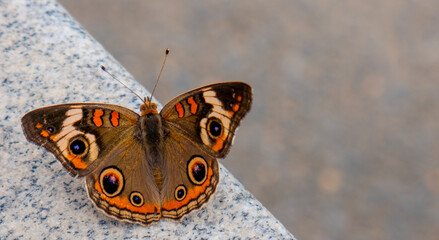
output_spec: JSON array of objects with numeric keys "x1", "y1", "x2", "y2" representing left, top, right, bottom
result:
[{"x1": 0, "y1": 0, "x2": 294, "y2": 239}]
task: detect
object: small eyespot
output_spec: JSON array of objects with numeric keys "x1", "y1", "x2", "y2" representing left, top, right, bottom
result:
[
  {"x1": 129, "y1": 192, "x2": 144, "y2": 207},
  {"x1": 47, "y1": 126, "x2": 55, "y2": 133},
  {"x1": 207, "y1": 118, "x2": 223, "y2": 138},
  {"x1": 99, "y1": 167, "x2": 124, "y2": 197},
  {"x1": 175, "y1": 185, "x2": 187, "y2": 201},
  {"x1": 187, "y1": 156, "x2": 208, "y2": 185}
]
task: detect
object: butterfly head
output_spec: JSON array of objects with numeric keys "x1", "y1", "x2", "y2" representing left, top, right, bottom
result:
[{"x1": 140, "y1": 97, "x2": 158, "y2": 116}]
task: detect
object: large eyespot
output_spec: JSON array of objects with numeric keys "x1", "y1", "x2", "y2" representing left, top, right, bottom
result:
[
  {"x1": 175, "y1": 185, "x2": 187, "y2": 201},
  {"x1": 187, "y1": 156, "x2": 208, "y2": 185},
  {"x1": 129, "y1": 192, "x2": 144, "y2": 207},
  {"x1": 99, "y1": 167, "x2": 124, "y2": 197},
  {"x1": 68, "y1": 135, "x2": 89, "y2": 156},
  {"x1": 207, "y1": 118, "x2": 223, "y2": 139}
]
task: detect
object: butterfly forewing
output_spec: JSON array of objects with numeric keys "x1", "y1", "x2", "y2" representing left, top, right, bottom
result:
[
  {"x1": 160, "y1": 82, "x2": 252, "y2": 158},
  {"x1": 21, "y1": 103, "x2": 139, "y2": 176}
]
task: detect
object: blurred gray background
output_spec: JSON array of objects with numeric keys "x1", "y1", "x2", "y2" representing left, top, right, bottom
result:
[{"x1": 58, "y1": 1, "x2": 439, "y2": 239}]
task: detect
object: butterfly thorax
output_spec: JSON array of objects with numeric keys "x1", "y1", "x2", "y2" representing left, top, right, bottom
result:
[{"x1": 138, "y1": 101, "x2": 167, "y2": 148}]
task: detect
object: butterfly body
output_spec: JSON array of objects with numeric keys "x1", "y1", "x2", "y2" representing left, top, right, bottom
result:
[{"x1": 21, "y1": 82, "x2": 252, "y2": 225}]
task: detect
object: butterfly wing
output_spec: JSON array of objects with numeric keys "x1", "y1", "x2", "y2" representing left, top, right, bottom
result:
[
  {"x1": 159, "y1": 130, "x2": 220, "y2": 220},
  {"x1": 157, "y1": 82, "x2": 252, "y2": 219},
  {"x1": 85, "y1": 135, "x2": 161, "y2": 225},
  {"x1": 160, "y1": 82, "x2": 252, "y2": 158},
  {"x1": 21, "y1": 103, "x2": 140, "y2": 176}
]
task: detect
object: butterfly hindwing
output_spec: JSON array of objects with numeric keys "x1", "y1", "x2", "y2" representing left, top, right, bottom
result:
[
  {"x1": 85, "y1": 136, "x2": 161, "y2": 225},
  {"x1": 159, "y1": 129, "x2": 220, "y2": 220}
]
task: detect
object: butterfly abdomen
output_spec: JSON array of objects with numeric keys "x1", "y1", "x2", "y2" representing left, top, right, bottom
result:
[{"x1": 152, "y1": 165, "x2": 164, "y2": 189}]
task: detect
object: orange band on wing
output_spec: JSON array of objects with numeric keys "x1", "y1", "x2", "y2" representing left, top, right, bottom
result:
[
  {"x1": 94, "y1": 181, "x2": 160, "y2": 215},
  {"x1": 93, "y1": 109, "x2": 104, "y2": 127},
  {"x1": 49, "y1": 134, "x2": 58, "y2": 141},
  {"x1": 161, "y1": 167, "x2": 214, "y2": 211},
  {"x1": 212, "y1": 133, "x2": 228, "y2": 152},
  {"x1": 212, "y1": 138, "x2": 225, "y2": 152},
  {"x1": 232, "y1": 104, "x2": 240, "y2": 112},
  {"x1": 35, "y1": 123, "x2": 43, "y2": 129},
  {"x1": 40, "y1": 130, "x2": 50, "y2": 138},
  {"x1": 187, "y1": 97, "x2": 198, "y2": 114},
  {"x1": 66, "y1": 153, "x2": 88, "y2": 169},
  {"x1": 175, "y1": 102, "x2": 184, "y2": 118},
  {"x1": 110, "y1": 111, "x2": 120, "y2": 127}
]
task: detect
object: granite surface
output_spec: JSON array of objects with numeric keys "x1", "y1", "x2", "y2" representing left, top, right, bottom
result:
[
  {"x1": 55, "y1": 1, "x2": 439, "y2": 239},
  {"x1": 0, "y1": 0, "x2": 294, "y2": 239}
]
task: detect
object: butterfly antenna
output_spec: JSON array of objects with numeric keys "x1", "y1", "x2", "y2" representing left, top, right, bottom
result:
[
  {"x1": 149, "y1": 48, "x2": 170, "y2": 103},
  {"x1": 100, "y1": 65, "x2": 146, "y2": 104}
]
